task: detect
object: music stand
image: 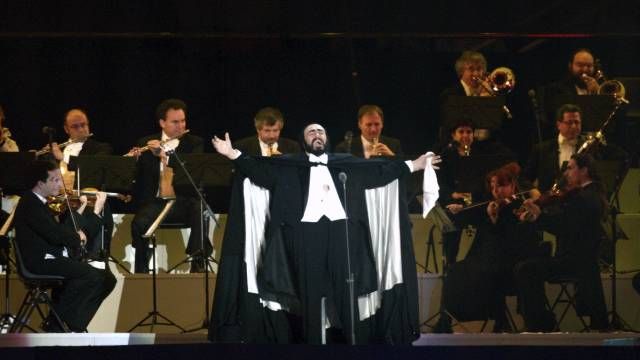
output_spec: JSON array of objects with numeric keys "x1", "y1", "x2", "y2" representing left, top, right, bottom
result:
[
  {"x1": 71, "y1": 155, "x2": 136, "y2": 273},
  {"x1": 128, "y1": 199, "x2": 185, "y2": 332},
  {"x1": 442, "y1": 96, "x2": 507, "y2": 132},
  {"x1": 167, "y1": 152, "x2": 232, "y2": 333},
  {"x1": 546, "y1": 95, "x2": 618, "y2": 132},
  {"x1": 0, "y1": 152, "x2": 35, "y2": 333}
]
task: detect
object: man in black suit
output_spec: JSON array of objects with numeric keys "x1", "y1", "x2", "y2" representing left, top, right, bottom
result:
[
  {"x1": 522, "y1": 104, "x2": 586, "y2": 195},
  {"x1": 211, "y1": 124, "x2": 438, "y2": 344},
  {"x1": 233, "y1": 107, "x2": 300, "y2": 156},
  {"x1": 516, "y1": 153, "x2": 609, "y2": 332},
  {"x1": 13, "y1": 160, "x2": 116, "y2": 332},
  {"x1": 50, "y1": 108, "x2": 114, "y2": 259},
  {"x1": 546, "y1": 48, "x2": 600, "y2": 97},
  {"x1": 128, "y1": 99, "x2": 212, "y2": 273},
  {"x1": 334, "y1": 104, "x2": 403, "y2": 158}
]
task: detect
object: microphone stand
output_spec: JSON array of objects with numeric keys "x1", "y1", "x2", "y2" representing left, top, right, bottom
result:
[
  {"x1": 339, "y1": 172, "x2": 356, "y2": 345},
  {"x1": 166, "y1": 150, "x2": 218, "y2": 333}
]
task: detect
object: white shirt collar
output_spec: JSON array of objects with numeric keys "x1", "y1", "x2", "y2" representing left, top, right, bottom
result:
[
  {"x1": 558, "y1": 134, "x2": 577, "y2": 146},
  {"x1": 33, "y1": 191, "x2": 47, "y2": 204},
  {"x1": 307, "y1": 153, "x2": 328, "y2": 164}
]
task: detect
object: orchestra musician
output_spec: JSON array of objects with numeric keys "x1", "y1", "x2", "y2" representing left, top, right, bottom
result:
[
  {"x1": 334, "y1": 104, "x2": 403, "y2": 158},
  {"x1": 233, "y1": 107, "x2": 301, "y2": 156},
  {"x1": 515, "y1": 153, "x2": 609, "y2": 332},
  {"x1": 0, "y1": 105, "x2": 19, "y2": 153},
  {"x1": 128, "y1": 98, "x2": 212, "y2": 273},
  {"x1": 13, "y1": 160, "x2": 115, "y2": 332},
  {"x1": 47, "y1": 109, "x2": 115, "y2": 259},
  {"x1": 546, "y1": 48, "x2": 600, "y2": 97}
]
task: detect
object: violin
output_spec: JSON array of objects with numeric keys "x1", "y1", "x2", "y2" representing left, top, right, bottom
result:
[
  {"x1": 47, "y1": 188, "x2": 131, "y2": 216},
  {"x1": 515, "y1": 185, "x2": 579, "y2": 221}
]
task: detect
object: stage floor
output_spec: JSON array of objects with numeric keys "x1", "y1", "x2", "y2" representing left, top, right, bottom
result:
[{"x1": 0, "y1": 332, "x2": 639, "y2": 347}]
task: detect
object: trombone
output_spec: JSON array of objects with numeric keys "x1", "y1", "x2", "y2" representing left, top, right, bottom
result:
[{"x1": 474, "y1": 67, "x2": 516, "y2": 119}]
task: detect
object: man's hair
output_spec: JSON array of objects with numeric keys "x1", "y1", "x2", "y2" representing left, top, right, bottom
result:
[
  {"x1": 357, "y1": 104, "x2": 384, "y2": 122},
  {"x1": 571, "y1": 153, "x2": 598, "y2": 181},
  {"x1": 455, "y1": 51, "x2": 487, "y2": 77},
  {"x1": 569, "y1": 48, "x2": 594, "y2": 64},
  {"x1": 298, "y1": 123, "x2": 331, "y2": 154},
  {"x1": 64, "y1": 108, "x2": 89, "y2": 125},
  {"x1": 156, "y1": 98, "x2": 187, "y2": 120},
  {"x1": 0, "y1": 104, "x2": 5, "y2": 124},
  {"x1": 254, "y1": 107, "x2": 284, "y2": 129},
  {"x1": 556, "y1": 103, "x2": 582, "y2": 122},
  {"x1": 26, "y1": 160, "x2": 58, "y2": 188}
]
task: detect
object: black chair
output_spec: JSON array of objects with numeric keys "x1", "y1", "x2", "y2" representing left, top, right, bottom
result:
[
  {"x1": 9, "y1": 239, "x2": 69, "y2": 333},
  {"x1": 547, "y1": 277, "x2": 590, "y2": 332}
]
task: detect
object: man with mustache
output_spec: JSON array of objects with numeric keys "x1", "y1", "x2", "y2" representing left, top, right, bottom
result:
[{"x1": 210, "y1": 123, "x2": 439, "y2": 344}]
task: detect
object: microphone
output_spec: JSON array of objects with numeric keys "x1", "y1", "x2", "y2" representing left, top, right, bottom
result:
[
  {"x1": 42, "y1": 126, "x2": 56, "y2": 135},
  {"x1": 338, "y1": 171, "x2": 347, "y2": 184}
]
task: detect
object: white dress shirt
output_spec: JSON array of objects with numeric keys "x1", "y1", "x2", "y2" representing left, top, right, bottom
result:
[
  {"x1": 259, "y1": 140, "x2": 278, "y2": 156},
  {"x1": 558, "y1": 134, "x2": 577, "y2": 169},
  {"x1": 300, "y1": 153, "x2": 347, "y2": 222},
  {"x1": 60, "y1": 141, "x2": 84, "y2": 174}
]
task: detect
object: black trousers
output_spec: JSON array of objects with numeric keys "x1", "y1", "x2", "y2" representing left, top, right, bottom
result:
[
  {"x1": 131, "y1": 197, "x2": 212, "y2": 270},
  {"x1": 85, "y1": 203, "x2": 114, "y2": 258},
  {"x1": 29, "y1": 258, "x2": 116, "y2": 331},
  {"x1": 514, "y1": 256, "x2": 607, "y2": 331}
]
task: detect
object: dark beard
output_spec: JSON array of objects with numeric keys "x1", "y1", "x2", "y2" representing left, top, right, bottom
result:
[
  {"x1": 303, "y1": 141, "x2": 326, "y2": 156},
  {"x1": 571, "y1": 74, "x2": 587, "y2": 89}
]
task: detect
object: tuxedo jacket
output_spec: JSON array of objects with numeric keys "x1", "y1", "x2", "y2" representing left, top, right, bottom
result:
[
  {"x1": 522, "y1": 135, "x2": 586, "y2": 192},
  {"x1": 334, "y1": 135, "x2": 403, "y2": 158},
  {"x1": 133, "y1": 132, "x2": 204, "y2": 204},
  {"x1": 233, "y1": 136, "x2": 301, "y2": 156},
  {"x1": 13, "y1": 191, "x2": 102, "y2": 270}
]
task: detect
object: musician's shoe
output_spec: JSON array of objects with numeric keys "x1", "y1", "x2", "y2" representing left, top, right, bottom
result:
[
  {"x1": 134, "y1": 248, "x2": 150, "y2": 274},
  {"x1": 41, "y1": 316, "x2": 67, "y2": 333}
]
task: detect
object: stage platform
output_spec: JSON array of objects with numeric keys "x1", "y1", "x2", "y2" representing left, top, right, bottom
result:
[{"x1": 0, "y1": 333, "x2": 638, "y2": 360}]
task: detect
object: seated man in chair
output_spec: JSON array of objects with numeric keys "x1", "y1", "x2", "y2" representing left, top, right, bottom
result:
[{"x1": 13, "y1": 160, "x2": 116, "y2": 332}]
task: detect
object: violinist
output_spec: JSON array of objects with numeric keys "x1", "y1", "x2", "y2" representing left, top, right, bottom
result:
[
  {"x1": 435, "y1": 162, "x2": 546, "y2": 333},
  {"x1": 128, "y1": 99, "x2": 212, "y2": 273},
  {"x1": 13, "y1": 160, "x2": 116, "y2": 332},
  {"x1": 515, "y1": 153, "x2": 609, "y2": 332}
]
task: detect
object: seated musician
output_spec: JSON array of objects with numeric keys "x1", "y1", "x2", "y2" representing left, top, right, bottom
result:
[
  {"x1": 47, "y1": 109, "x2": 114, "y2": 260},
  {"x1": 334, "y1": 104, "x2": 403, "y2": 158},
  {"x1": 516, "y1": 153, "x2": 609, "y2": 332},
  {"x1": 436, "y1": 162, "x2": 546, "y2": 332},
  {"x1": 13, "y1": 160, "x2": 116, "y2": 332},
  {"x1": 128, "y1": 98, "x2": 212, "y2": 273},
  {"x1": 233, "y1": 107, "x2": 300, "y2": 156}
]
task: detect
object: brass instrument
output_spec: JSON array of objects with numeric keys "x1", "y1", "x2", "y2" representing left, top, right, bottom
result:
[
  {"x1": 124, "y1": 130, "x2": 190, "y2": 156},
  {"x1": 474, "y1": 67, "x2": 516, "y2": 119},
  {"x1": 590, "y1": 60, "x2": 629, "y2": 104},
  {"x1": 35, "y1": 133, "x2": 94, "y2": 156}
]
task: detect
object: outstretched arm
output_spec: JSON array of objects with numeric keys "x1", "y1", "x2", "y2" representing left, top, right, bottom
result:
[{"x1": 212, "y1": 132, "x2": 276, "y2": 189}]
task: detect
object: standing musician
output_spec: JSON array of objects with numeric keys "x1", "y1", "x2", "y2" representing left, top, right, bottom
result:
[
  {"x1": 233, "y1": 107, "x2": 301, "y2": 156},
  {"x1": 127, "y1": 98, "x2": 212, "y2": 273},
  {"x1": 515, "y1": 153, "x2": 609, "y2": 332},
  {"x1": 13, "y1": 160, "x2": 116, "y2": 332},
  {"x1": 334, "y1": 104, "x2": 403, "y2": 158},
  {"x1": 47, "y1": 109, "x2": 114, "y2": 259}
]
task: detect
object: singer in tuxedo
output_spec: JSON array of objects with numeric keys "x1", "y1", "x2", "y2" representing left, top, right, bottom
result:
[
  {"x1": 334, "y1": 105, "x2": 403, "y2": 158},
  {"x1": 210, "y1": 123, "x2": 439, "y2": 344},
  {"x1": 13, "y1": 160, "x2": 116, "y2": 332},
  {"x1": 233, "y1": 107, "x2": 300, "y2": 156}
]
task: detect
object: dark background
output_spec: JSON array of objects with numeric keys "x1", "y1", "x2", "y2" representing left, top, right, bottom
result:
[{"x1": 1, "y1": 0, "x2": 639, "y2": 162}]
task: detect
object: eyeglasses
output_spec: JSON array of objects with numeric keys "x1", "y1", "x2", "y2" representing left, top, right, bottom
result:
[
  {"x1": 559, "y1": 120, "x2": 581, "y2": 126},
  {"x1": 68, "y1": 122, "x2": 88, "y2": 129}
]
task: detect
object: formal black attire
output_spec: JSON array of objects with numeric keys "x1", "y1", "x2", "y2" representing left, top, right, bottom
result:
[
  {"x1": 13, "y1": 191, "x2": 116, "y2": 331},
  {"x1": 210, "y1": 153, "x2": 419, "y2": 344},
  {"x1": 130, "y1": 132, "x2": 212, "y2": 273},
  {"x1": 233, "y1": 135, "x2": 301, "y2": 156},
  {"x1": 67, "y1": 137, "x2": 115, "y2": 259},
  {"x1": 522, "y1": 136, "x2": 586, "y2": 192},
  {"x1": 334, "y1": 135, "x2": 403, "y2": 158},
  {"x1": 514, "y1": 182, "x2": 608, "y2": 331}
]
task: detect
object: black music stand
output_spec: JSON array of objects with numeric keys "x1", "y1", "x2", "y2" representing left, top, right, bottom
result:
[
  {"x1": 0, "y1": 152, "x2": 35, "y2": 333},
  {"x1": 442, "y1": 96, "x2": 507, "y2": 132},
  {"x1": 167, "y1": 153, "x2": 232, "y2": 333},
  {"x1": 601, "y1": 158, "x2": 637, "y2": 332},
  {"x1": 128, "y1": 199, "x2": 185, "y2": 332},
  {"x1": 71, "y1": 155, "x2": 136, "y2": 274}
]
